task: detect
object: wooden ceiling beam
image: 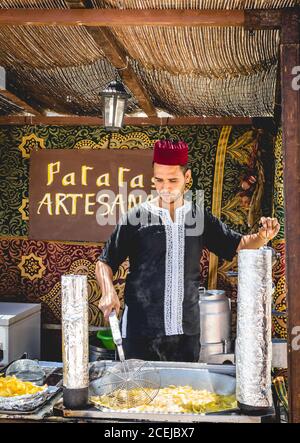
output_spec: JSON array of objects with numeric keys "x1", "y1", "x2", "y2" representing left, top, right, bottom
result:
[
  {"x1": 0, "y1": 115, "x2": 253, "y2": 126},
  {"x1": 66, "y1": 1, "x2": 156, "y2": 117},
  {"x1": 0, "y1": 86, "x2": 42, "y2": 115},
  {"x1": 0, "y1": 8, "x2": 284, "y2": 28},
  {"x1": 87, "y1": 27, "x2": 157, "y2": 117},
  {"x1": 244, "y1": 9, "x2": 283, "y2": 30}
]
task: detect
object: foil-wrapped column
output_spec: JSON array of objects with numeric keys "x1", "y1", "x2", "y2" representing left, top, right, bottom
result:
[
  {"x1": 61, "y1": 274, "x2": 89, "y2": 409},
  {"x1": 236, "y1": 248, "x2": 273, "y2": 415}
]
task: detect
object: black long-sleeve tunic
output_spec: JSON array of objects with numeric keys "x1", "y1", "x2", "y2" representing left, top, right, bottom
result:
[{"x1": 99, "y1": 201, "x2": 242, "y2": 338}]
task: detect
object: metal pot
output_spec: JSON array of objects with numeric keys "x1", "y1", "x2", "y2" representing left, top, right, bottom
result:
[
  {"x1": 89, "y1": 344, "x2": 116, "y2": 362},
  {"x1": 199, "y1": 342, "x2": 224, "y2": 362},
  {"x1": 198, "y1": 288, "x2": 231, "y2": 362}
]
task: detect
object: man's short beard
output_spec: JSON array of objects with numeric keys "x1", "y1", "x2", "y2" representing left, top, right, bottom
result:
[{"x1": 158, "y1": 189, "x2": 184, "y2": 205}]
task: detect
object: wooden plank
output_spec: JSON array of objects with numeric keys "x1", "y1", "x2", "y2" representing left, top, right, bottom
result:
[
  {"x1": 0, "y1": 9, "x2": 247, "y2": 27},
  {"x1": 244, "y1": 8, "x2": 282, "y2": 30},
  {"x1": 273, "y1": 57, "x2": 282, "y2": 129},
  {"x1": 67, "y1": 1, "x2": 155, "y2": 116},
  {"x1": 0, "y1": 115, "x2": 253, "y2": 126},
  {"x1": 88, "y1": 27, "x2": 156, "y2": 117},
  {"x1": 280, "y1": 7, "x2": 300, "y2": 423},
  {"x1": 0, "y1": 87, "x2": 41, "y2": 115}
]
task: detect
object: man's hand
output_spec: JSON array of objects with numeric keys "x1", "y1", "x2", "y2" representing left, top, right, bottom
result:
[
  {"x1": 98, "y1": 290, "x2": 120, "y2": 321},
  {"x1": 237, "y1": 216, "x2": 280, "y2": 252},
  {"x1": 95, "y1": 260, "x2": 120, "y2": 322},
  {"x1": 258, "y1": 216, "x2": 280, "y2": 242}
]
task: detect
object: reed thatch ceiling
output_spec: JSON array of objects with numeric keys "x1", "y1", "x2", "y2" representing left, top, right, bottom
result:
[{"x1": 0, "y1": 0, "x2": 299, "y2": 120}]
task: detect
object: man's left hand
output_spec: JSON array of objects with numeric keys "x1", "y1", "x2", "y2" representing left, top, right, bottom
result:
[{"x1": 258, "y1": 217, "x2": 280, "y2": 242}]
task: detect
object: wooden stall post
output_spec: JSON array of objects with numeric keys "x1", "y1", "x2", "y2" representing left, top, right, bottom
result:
[{"x1": 280, "y1": 7, "x2": 300, "y2": 423}]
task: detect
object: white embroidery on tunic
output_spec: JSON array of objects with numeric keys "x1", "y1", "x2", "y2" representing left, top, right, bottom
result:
[
  {"x1": 164, "y1": 222, "x2": 175, "y2": 335},
  {"x1": 142, "y1": 201, "x2": 190, "y2": 336},
  {"x1": 176, "y1": 207, "x2": 186, "y2": 335}
]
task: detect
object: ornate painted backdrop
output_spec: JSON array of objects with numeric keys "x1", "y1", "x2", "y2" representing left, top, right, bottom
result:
[
  {"x1": 271, "y1": 128, "x2": 287, "y2": 339},
  {"x1": 0, "y1": 124, "x2": 285, "y2": 339}
]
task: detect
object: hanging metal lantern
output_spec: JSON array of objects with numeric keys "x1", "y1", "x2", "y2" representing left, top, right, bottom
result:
[{"x1": 100, "y1": 80, "x2": 130, "y2": 131}]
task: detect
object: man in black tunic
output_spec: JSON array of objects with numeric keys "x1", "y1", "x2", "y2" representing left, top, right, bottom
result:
[{"x1": 95, "y1": 140, "x2": 280, "y2": 362}]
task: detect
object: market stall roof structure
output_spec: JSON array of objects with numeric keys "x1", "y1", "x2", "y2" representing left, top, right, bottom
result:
[
  {"x1": 0, "y1": 0, "x2": 299, "y2": 423},
  {"x1": 0, "y1": 0, "x2": 297, "y2": 125}
]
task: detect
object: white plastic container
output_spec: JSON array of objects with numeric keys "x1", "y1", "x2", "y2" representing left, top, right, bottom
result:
[{"x1": 0, "y1": 302, "x2": 41, "y2": 366}]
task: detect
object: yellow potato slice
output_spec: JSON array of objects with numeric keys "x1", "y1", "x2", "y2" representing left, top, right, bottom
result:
[{"x1": 0, "y1": 376, "x2": 46, "y2": 397}]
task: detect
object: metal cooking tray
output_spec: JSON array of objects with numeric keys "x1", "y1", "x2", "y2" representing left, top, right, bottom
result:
[
  {"x1": 86, "y1": 361, "x2": 238, "y2": 421},
  {"x1": 0, "y1": 368, "x2": 63, "y2": 415},
  {"x1": 90, "y1": 363, "x2": 236, "y2": 395}
]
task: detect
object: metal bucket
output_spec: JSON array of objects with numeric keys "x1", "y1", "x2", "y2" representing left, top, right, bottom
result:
[{"x1": 199, "y1": 288, "x2": 231, "y2": 362}]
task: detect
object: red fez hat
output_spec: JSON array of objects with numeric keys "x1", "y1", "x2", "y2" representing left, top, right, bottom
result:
[{"x1": 153, "y1": 140, "x2": 188, "y2": 166}]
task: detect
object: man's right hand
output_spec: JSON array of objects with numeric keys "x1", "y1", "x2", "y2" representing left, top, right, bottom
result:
[{"x1": 98, "y1": 290, "x2": 120, "y2": 321}]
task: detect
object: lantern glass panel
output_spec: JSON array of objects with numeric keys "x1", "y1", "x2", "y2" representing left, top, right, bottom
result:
[
  {"x1": 104, "y1": 96, "x2": 115, "y2": 127},
  {"x1": 114, "y1": 98, "x2": 126, "y2": 129}
]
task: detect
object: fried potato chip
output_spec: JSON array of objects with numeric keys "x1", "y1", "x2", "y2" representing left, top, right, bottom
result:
[
  {"x1": 90, "y1": 385, "x2": 237, "y2": 414},
  {"x1": 0, "y1": 376, "x2": 46, "y2": 397}
]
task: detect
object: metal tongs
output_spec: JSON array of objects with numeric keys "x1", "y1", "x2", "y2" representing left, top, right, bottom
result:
[{"x1": 108, "y1": 310, "x2": 125, "y2": 362}]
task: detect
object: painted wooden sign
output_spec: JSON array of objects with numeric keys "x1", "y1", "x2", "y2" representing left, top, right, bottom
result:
[{"x1": 29, "y1": 149, "x2": 154, "y2": 242}]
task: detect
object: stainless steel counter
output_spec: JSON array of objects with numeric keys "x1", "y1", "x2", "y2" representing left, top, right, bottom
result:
[{"x1": 0, "y1": 361, "x2": 276, "y2": 423}]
